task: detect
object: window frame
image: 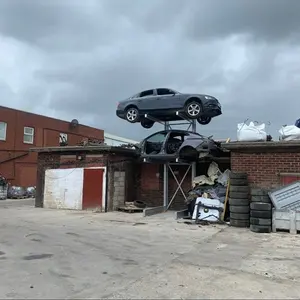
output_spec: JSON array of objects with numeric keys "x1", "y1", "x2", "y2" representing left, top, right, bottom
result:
[
  {"x1": 139, "y1": 89, "x2": 154, "y2": 98},
  {"x1": 146, "y1": 132, "x2": 167, "y2": 143},
  {"x1": 156, "y1": 88, "x2": 176, "y2": 96},
  {"x1": 23, "y1": 126, "x2": 35, "y2": 144},
  {"x1": 59, "y1": 133, "x2": 68, "y2": 145},
  {"x1": 0, "y1": 121, "x2": 7, "y2": 141}
]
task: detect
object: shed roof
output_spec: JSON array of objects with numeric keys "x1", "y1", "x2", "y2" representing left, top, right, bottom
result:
[
  {"x1": 30, "y1": 145, "x2": 138, "y2": 156},
  {"x1": 221, "y1": 141, "x2": 300, "y2": 151}
]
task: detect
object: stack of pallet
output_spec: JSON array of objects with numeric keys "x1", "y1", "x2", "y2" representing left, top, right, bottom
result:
[{"x1": 229, "y1": 172, "x2": 250, "y2": 228}]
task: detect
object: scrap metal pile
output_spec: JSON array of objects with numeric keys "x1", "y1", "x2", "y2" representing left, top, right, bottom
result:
[{"x1": 185, "y1": 162, "x2": 230, "y2": 222}]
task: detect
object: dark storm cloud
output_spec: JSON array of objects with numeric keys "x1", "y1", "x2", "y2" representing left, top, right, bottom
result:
[{"x1": 0, "y1": 0, "x2": 299, "y2": 140}]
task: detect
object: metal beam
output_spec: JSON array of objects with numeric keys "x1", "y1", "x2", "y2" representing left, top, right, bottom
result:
[
  {"x1": 142, "y1": 112, "x2": 197, "y2": 211},
  {"x1": 166, "y1": 164, "x2": 191, "y2": 211},
  {"x1": 163, "y1": 163, "x2": 168, "y2": 207}
]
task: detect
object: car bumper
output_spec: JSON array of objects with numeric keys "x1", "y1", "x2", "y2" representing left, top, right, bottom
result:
[
  {"x1": 116, "y1": 110, "x2": 125, "y2": 119},
  {"x1": 203, "y1": 103, "x2": 222, "y2": 117}
]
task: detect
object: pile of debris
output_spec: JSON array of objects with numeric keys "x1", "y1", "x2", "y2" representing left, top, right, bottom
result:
[{"x1": 185, "y1": 162, "x2": 230, "y2": 223}]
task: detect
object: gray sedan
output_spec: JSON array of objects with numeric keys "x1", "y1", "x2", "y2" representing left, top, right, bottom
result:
[{"x1": 116, "y1": 88, "x2": 222, "y2": 128}]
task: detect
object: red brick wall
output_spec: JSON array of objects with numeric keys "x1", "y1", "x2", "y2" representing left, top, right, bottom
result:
[
  {"x1": 139, "y1": 163, "x2": 192, "y2": 210},
  {"x1": 231, "y1": 152, "x2": 300, "y2": 188},
  {"x1": 0, "y1": 106, "x2": 104, "y2": 186}
]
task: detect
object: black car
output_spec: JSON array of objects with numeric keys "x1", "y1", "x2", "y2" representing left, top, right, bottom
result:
[
  {"x1": 116, "y1": 88, "x2": 222, "y2": 128},
  {"x1": 137, "y1": 129, "x2": 223, "y2": 162}
]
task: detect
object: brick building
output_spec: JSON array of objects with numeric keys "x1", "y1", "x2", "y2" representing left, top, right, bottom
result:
[
  {"x1": 32, "y1": 144, "x2": 230, "y2": 211},
  {"x1": 223, "y1": 141, "x2": 300, "y2": 189},
  {"x1": 0, "y1": 106, "x2": 104, "y2": 186}
]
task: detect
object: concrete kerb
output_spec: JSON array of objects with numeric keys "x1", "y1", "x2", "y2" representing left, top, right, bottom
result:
[{"x1": 143, "y1": 206, "x2": 166, "y2": 217}]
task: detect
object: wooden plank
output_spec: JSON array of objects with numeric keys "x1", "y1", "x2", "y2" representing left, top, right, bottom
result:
[{"x1": 221, "y1": 179, "x2": 230, "y2": 221}]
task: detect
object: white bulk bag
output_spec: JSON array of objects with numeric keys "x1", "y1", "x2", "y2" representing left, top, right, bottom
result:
[
  {"x1": 237, "y1": 122, "x2": 267, "y2": 142},
  {"x1": 279, "y1": 125, "x2": 300, "y2": 141}
]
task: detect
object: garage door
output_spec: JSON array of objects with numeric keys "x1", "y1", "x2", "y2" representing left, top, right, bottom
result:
[{"x1": 82, "y1": 168, "x2": 104, "y2": 210}]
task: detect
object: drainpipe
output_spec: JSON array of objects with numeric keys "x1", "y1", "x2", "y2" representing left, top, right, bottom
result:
[{"x1": 104, "y1": 159, "x2": 109, "y2": 212}]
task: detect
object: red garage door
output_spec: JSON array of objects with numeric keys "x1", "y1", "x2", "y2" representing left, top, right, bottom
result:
[{"x1": 82, "y1": 168, "x2": 104, "y2": 210}]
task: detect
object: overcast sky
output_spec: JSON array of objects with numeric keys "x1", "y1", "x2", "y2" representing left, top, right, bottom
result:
[{"x1": 0, "y1": 0, "x2": 299, "y2": 141}]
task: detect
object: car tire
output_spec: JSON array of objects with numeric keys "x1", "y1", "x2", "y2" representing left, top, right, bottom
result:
[
  {"x1": 230, "y1": 186, "x2": 249, "y2": 193},
  {"x1": 250, "y1": 202, "x2": 272, "y2": 211},
  {"x1": 250, "y1": 224, "x2": 272, "y2": 233},
  {"x1": 250, "y1": 217, "x2": 272, "y2": 226},
  {"x1": 229, "y1": 191, "x2": 249, "y2": 199},
  {"x1": 229, "y1": 198, "x2": 249, "y2": 206},
  {"x1": 125, "y1": 107, "x2": 139, "y2": 123},
  {"x1": 229, "y1": 205, "x2": 250, "y2": 213},
  {"x1": 230, "y1": 219, "x2": 250, "y2": 228},
  {"x1": 251, "y1": 188, "x2": 269, "y2": 196},
  {"x1": 230, "y1": 172, "x2": 248, "y2": 180},
  {"x1": 230, "y1": 213, "x2": 249, "y2": 220},
  {"x1": 250, "y1": 210, "x2": 272, "y2": 218},
  {"x1": 251, "y1": 195, "x2": 271, "y2": 203},
  {"x1": 229, "y1": 178, "x2": 248, "y2": 186},
  {"x1": 141, "y1": 119, "x2": 154, "y2": 129},
  {"x1": 197, "y1": 116, "x2": 212, "y2": 125},
  {"x1": 185, "y1": 101, "x2": 202, "y2": 119}
]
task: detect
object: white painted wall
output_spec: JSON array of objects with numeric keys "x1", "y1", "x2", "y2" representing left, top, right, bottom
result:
[{"x1": 44, "y1": 168, "x2": 84, "y2": 210}]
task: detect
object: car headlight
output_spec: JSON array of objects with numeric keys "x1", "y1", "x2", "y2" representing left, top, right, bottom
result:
[{"x1": 204, "y1": 96, "x2": 215, "y2": 100}]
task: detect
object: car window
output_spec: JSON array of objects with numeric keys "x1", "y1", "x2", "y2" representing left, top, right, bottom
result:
[
  {"x1": 140, "y1": 89, "x2": 154, "y2": 97},
  {"x1": 157, "y1": 88, "x2": 175, "y2": 96},
  {"x1": 147, "y1": 132, "x2": 167, "y2": 143}
]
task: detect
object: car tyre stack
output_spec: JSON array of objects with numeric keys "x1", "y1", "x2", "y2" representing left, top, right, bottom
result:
[
  {"x1": 229, "y1": 172, "x2": 250, "y2": 228},
  {"x1": 250, "y1": 188, "x2": 273, "y2": 233}
]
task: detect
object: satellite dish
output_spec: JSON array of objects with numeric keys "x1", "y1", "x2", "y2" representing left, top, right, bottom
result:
[{"x1": 70, "y1": 119, "x2": 79, "y2": 128}]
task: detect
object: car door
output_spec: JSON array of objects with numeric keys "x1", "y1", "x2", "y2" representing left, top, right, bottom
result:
[
  {"x1": 136, "y1": 89, "x2": 157, "y2": 111},
  {"x1": 156, "y1": 88, "x2": 181, "y2": 109}
]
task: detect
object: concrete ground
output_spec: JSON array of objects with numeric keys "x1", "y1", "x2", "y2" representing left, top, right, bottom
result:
[{"x1": 0, "y1": 199, "x2": 300, "y2": 299}]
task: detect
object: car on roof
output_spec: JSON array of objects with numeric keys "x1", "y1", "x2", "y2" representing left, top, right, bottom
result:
[
  {"x1": 116, "y1": 88, "x2": 222, "y2": 128},
  {"x1": 136, "y1": 129, "x2": 224, "y2": 162}
]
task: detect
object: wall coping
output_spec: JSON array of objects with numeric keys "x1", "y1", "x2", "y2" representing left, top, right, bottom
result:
[
  {"x1": 30, "y1": 145, "x2": 138, "y2": 156},
  {"x1": 221, "y1": 141, "x2": 300, "y2": 152}
]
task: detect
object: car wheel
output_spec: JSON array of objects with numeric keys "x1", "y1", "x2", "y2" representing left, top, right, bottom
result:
[
  {"x1": 141, "y1": 119, "x2": 154, "y2": 129},
  {"x1": 185, "y1": 101, "x2": 202, "y2": 119},
  {"x1": 197, "y1": 116, "x2": 212, "y2": 125},
  {"x1": 125, "y1": 107, "x2": 139, "y2": 123}
]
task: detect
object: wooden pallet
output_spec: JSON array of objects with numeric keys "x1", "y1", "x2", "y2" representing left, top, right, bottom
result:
[
  {"x1": 117, "y1": 206, "x2": 144, "y2": 213},
  {"x1": 117, "y1": 202, "x2": 144, "y2": 213}
]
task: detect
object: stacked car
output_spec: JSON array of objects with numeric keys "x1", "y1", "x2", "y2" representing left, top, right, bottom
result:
[
  {"x1": 116, "y1": 88, "x2": 222, "y2": 129},
  {"x1": 229, "y1": 172, "x2": 250, "y2": 228},
  {"x1": 250, "y1": 188, "x2": 273, "y2": 233}
]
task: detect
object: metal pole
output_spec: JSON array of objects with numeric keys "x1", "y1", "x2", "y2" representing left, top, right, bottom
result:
[
  {"x1": 163, "y1": 163, "x2": 168, "y2": 207},
  {"x1": 191, "y1": 119, "x2": 196, "y2": 132}
]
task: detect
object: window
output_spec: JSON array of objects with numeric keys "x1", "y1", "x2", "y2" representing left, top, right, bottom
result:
[
  {"x1": 157, "y1": 88, "x2": 175, "y2": 96},
  {"x1": 59, "y1": 133, "x2": 68, "y2": 146},
  {"x1": 147, "y1": 132, "x2": 167, "y2": 143},
  {"x1": 139, "y1": 89, "x2": 154, "y2": 98},
  {"x1": 0, "y1": 122, "x2": 7, "y2": 141},
  {"x1": 23, "y1": 127, "x2": 34, "y2": 144}
]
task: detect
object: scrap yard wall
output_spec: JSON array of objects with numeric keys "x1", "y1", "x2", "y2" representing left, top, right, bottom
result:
[{"x1": 225, "y1": 142, "x2": 300, "y2": 189}]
